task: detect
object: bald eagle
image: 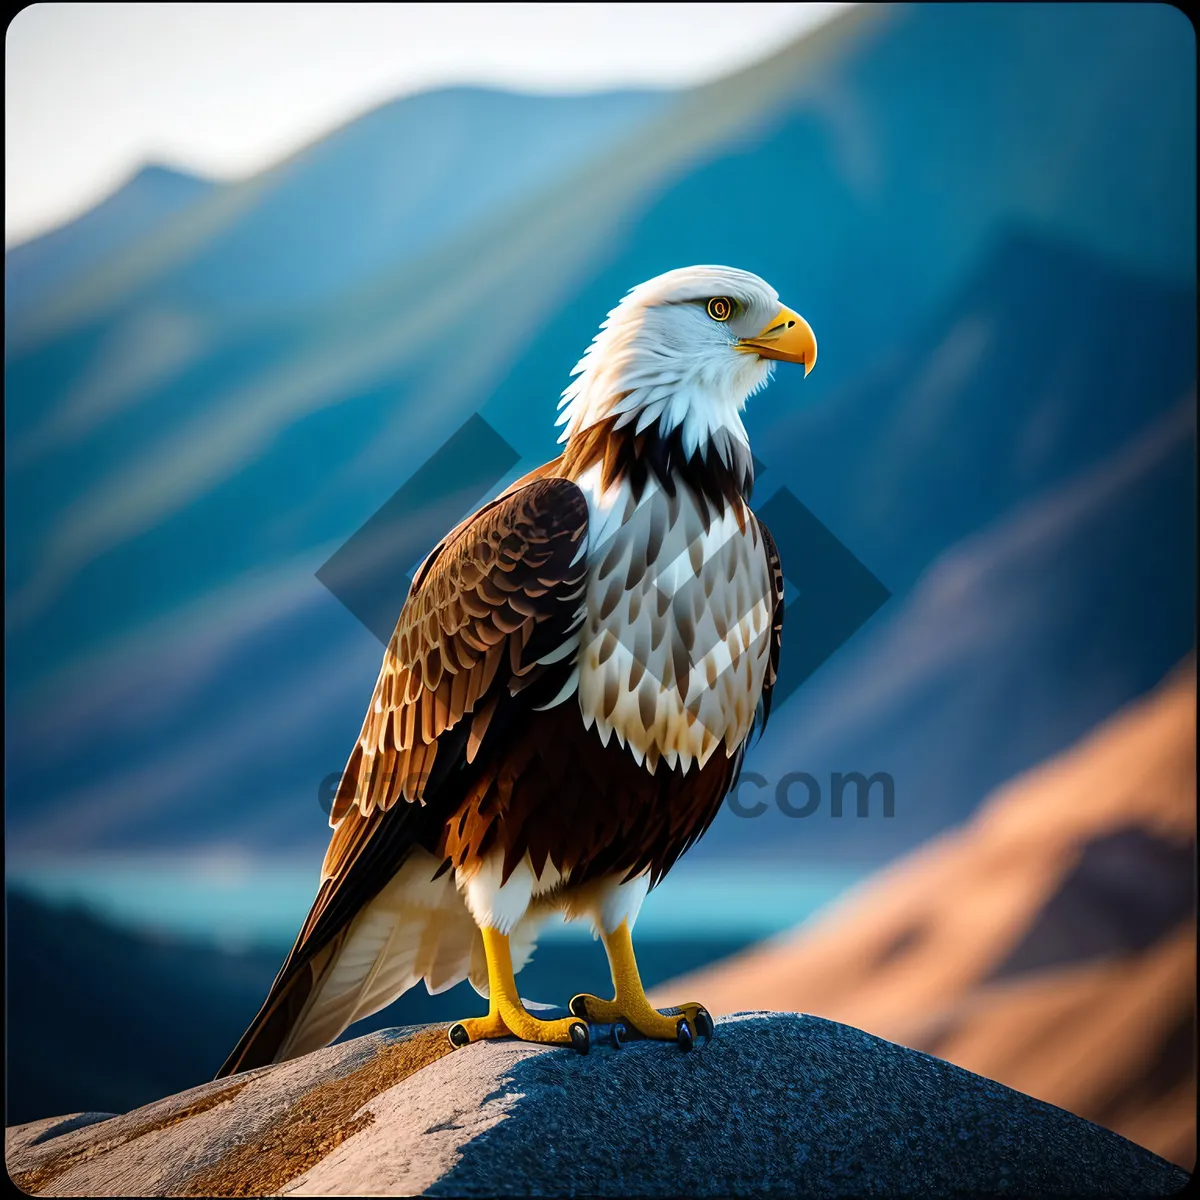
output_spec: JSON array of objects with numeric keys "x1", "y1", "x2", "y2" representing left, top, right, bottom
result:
[{"x1": 218, "y1": 266, "x2": 816, "y2": 1072}]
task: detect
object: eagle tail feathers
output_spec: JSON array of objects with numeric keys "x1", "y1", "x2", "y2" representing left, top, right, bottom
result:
[{"x1": 216, "y1": 850, "x2": 479, "y2": 1077}]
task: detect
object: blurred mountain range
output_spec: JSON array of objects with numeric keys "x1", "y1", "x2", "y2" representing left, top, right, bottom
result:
[
  {"x1": 5, "y1": 164, "x2": 218, "y2": 318},
  {"x1": 5, "y1": 2, "x2": 1195, "y2": 865}
]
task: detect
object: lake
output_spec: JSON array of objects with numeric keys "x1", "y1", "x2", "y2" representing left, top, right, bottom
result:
[{"x1": 7, "y1": 854, "x2": 865, "y2": 953}]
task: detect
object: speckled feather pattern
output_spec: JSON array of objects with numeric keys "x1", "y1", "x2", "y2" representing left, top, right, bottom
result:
[{"x1": 573, "y1": 464, "x2": 773, "y2": 773}]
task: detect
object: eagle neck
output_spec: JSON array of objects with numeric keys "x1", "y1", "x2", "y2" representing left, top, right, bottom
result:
[{"x1": 559, "y1": 412, "x2": 753, "y2": 520}]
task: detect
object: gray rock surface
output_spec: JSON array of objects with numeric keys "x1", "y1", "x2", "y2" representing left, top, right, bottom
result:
[{"x1": 6, "y1": 1013, "x2": 1189, "y2": 1196}]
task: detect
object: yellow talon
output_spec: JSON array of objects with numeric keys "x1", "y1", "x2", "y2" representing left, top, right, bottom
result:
[
  {"x1": 447, "y1": 1007, "x2": 508, "y2": 1047},
  {"x1": 450, "y1": 927, "x2": 591, "y2": 1053},
  {"x1": 570, "y1": 921, "x2": 715, "y2": 1048}
]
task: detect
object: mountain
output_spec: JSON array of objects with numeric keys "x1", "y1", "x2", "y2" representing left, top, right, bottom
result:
[
  {"x1": 4, "y1": 164, "x2": 217, "y2": 321},
  {"x1": 653, "y1": 664, "x2": 1197, "y2": 1168},
  {"x1": 698, "y1": 378, "x2": 1195, "y2": 861},
  {"x1": 3, "y1": 891, "x2": 281, "y2": 1125},
  {"x1": 4, "y1": 2, "x2": 1194, "y2": 866},
  {"x1": 4, "y1": 87, "x2": 670, "y2": 344}
]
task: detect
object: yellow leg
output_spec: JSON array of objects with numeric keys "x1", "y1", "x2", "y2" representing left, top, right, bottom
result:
[
  {"x1": 570, "y1": 921, "x2": 714, "y2": 1050},
  {"x1": 448, "y1": 927, "x2": 590, "y2": 1052}
]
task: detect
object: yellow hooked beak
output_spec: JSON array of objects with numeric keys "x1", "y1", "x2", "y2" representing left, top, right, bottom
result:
[{"x1": 737, "y1": 305, "x2": 817, "y2": 375}]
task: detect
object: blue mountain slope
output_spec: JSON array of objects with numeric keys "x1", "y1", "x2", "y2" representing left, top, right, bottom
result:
[
  {"x1": 7, "y1": 86, "x2": 670, "y2": 349},
  {"x1": 9, "y1": 224, "x2": 1191, "y2": 863},
  {"x1": 4, "y1": 3, "x2": 1194, "y2": 862},
  {"x1": 711, "y1": 392, "x2": 1196, "y2": 861},
  {"x1": 760, "y1": 223, "x2": 1197, "y2": 595},
  {"x1": 172, "y1": 87, "x2": 671, "y2": 316},
  {"x1": 5, "y1": 164, "x2": 216, "y2": 322}
]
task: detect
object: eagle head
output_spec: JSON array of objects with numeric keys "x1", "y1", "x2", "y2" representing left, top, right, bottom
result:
[{"x1": 556, "y1": 265, "x2": 817, "y2": 461}]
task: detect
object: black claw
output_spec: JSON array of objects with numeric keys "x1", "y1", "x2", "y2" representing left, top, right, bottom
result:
[
  {"x1": 694, "y1": 1008, "x2": 715, "y2": 1044},
  {"x1": 612, "y1": 1021, "x2": 628, "y2": 1049},
  {"x1": 676, "y1": 1018, "x2": 694, "y2": 1054},
  {"x1": 569, "y1": 995, "x2": 590, "y2": 1019},
  {"x1": 448, "y1": 1022, "x2": 471, "y2": 1048},
  {"x1": 569, "y1": 1021, "x2": 591, "y2": 1055}
]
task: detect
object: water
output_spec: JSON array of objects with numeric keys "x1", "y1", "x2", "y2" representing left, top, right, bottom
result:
[{"x1": 7, "y1": 855, "x2": 863, "y2": 952}]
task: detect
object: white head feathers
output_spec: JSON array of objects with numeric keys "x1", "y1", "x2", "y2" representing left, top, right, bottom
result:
[{"x1": 556, "y1": 266, "x2": 782, "y2": 463}]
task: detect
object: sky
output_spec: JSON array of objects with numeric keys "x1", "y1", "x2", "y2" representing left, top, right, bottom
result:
[{"x1": 5, "y1": 2, "x2": 851, "y2": 247}]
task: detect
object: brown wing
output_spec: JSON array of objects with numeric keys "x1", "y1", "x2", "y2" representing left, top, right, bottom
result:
[
  {"x1": 307, "y1": 474, "x2": 588, "y2": 934},
  {"x1": 216, "y1": 474, "x2": 588, "y2": 1076}
]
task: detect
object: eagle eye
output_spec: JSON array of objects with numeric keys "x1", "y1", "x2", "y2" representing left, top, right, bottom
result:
[{"x1": 706, "y1": 296, "x2": 734, "y2": 322}]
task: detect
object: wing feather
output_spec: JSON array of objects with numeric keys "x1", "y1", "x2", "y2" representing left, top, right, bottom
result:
[{"x1": 217, "y1": 473, "x2": 588, "y2": 1077}]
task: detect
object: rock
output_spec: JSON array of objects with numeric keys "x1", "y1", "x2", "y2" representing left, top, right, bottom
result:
[
  {"x1": 6, "y1": 1112, "x2": 118, "y2": 1158},
  {"x1": 6, "y1": 1013, "x2": 1188, "y2": 1197}
]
